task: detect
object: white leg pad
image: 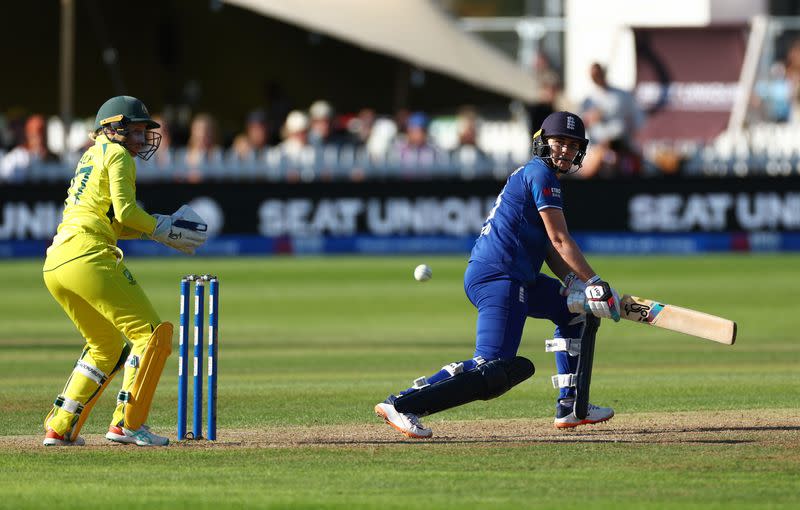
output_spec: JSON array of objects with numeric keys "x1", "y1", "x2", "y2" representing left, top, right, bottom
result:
[
  {"x1": 552, "y1": 373, "x2": 577, "y2": 388},
  {"x1": 443, "y1": 362, "x2": 464, "y2": 377},
  {"x1": 412, "y1": 377, "x2": 430, "y2": 389},
  {"x1": 545, "y1": 337, "x2": 582, "y2": 356}
]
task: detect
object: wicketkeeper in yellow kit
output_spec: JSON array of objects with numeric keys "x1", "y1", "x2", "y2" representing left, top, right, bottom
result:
[{"x1": 42, "y1": 96, "x2": 208, "y2": 446}]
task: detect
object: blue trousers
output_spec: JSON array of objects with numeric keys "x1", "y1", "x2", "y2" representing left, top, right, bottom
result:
[{"x1": 464, "y1": 260, "x2": 583, "y2": 400}]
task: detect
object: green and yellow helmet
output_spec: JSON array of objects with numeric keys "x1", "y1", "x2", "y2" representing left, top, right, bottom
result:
[
  {"x1": 94, "y1": 96, "x2": 161, "y2": 160},
  {"x1": 94, "y1": 96, "x2": 159, "y2": 130}
]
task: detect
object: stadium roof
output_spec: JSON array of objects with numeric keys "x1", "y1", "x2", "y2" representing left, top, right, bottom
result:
[{"x1": 224, "y1": 0, "x2": 539, "y2": 103}]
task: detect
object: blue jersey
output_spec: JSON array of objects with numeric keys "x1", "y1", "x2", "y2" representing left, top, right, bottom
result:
[{"x1": 469, "y1": 157, "x2": 563, "y2": 284}]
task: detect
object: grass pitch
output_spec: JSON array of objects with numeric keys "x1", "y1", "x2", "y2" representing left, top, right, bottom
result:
[{"x1": 0, "y1": 254, "x2": 798, "y2": 509}]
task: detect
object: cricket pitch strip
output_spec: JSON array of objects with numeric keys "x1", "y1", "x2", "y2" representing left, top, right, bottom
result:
[{"x1": 2, "y1": 409, "x2": 798, "y2": 450}]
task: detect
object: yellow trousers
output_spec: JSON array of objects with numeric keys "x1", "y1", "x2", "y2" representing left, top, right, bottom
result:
[{"x1": 43, "y1": 234, "x2": 161, "y2": 436}]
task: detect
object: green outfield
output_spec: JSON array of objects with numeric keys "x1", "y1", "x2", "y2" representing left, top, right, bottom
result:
[{"x1": 0, "y1": 254, "x2": 798, "y2": 509}]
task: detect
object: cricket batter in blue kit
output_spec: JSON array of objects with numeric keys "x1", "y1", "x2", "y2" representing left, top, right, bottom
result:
[
  {"x1": 375, "y1": 111, "x2": 622, "y2": 438},
  {"x1": 42, "y1": 96, "x2": 208, "y2": 446}
]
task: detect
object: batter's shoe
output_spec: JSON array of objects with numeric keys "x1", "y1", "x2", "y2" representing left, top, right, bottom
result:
[
  {"x1": 554, "y1": 400, "x2": 614, "y2": 429},
  {"x1": 106, "y1": 424, "x2": 169, "y2": 446},
  {"x1": 43, "y1": 428, "x2": 85, "y2": 446},
  {"x1": 375, "y1": 396, "x2": 432, "y2": 439}
]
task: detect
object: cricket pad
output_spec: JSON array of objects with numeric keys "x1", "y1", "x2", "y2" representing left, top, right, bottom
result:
[
  {"x1": 394, "y1": 356, "x2": 535, "y2": 417},
  {"x1": 124, "y1": 322, "x2": 173, "y2": 430}
]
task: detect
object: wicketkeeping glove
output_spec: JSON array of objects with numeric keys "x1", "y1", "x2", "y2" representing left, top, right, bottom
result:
[{"x1": 150, "y1": 205, "x2": 208, "y2": 255}]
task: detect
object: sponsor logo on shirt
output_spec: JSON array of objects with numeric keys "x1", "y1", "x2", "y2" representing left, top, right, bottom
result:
[{"x1": 543, "y1": 187, "x2": 561, "y2": 198}]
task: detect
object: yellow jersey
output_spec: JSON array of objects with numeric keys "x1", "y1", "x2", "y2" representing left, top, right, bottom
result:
[{"x1": 51, "y1": 135, "x2": 156, "y2": 251}]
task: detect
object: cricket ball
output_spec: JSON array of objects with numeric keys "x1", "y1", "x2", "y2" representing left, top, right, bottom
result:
[{"x1": 414, "y1": 264, "x2": 432, "y2": 282}]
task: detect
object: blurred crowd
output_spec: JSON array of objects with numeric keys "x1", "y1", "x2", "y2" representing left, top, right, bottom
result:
[
  {"x1": 7, "y1": 45, "x2": 800, "y2": 185},
  {"x1": 0, "y1": 99, "x2": 533, "y2": 183}
]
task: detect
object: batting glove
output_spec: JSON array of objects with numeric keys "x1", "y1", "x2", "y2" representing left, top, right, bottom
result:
[
  {"x1": 584, "y1": 275, "x2": 621, "y2": 322},
  {"x1": 559, "y1": 272, "x2": 587, "y2": 297}
]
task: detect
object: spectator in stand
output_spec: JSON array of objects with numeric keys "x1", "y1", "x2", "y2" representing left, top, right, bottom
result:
[
  {"x1": 753, "y1": 62, "x2": 792, "y2": 123},
  {"x1": 0, "y1": 114, "x2": 59, "y2": 183},
  {"x1": 347, "y1": 107, "x2": 398, "y2": 180},
  {"x1": 184, "y1": 113, "x2": 221, "y2": 182},
  {"x1": 308, "y1": 100, "x2": 351, "y2": 147},
  {"x1": 232, "y1": 109, "x2": 271, "y2": 159},
  {"x1": 579, "y1": 62, "x2": 645, "y2": 178},
  {"x1": 348, "y1": 108, "x2": 376, "y2": 146},
  {"x1": 308, "y1": 100, "x2": 333, "y2": 147},
  {"x1": 1, "y1": 108, "x2": 27, "y2": 151},
  {"x1": 390, "y1": 111, "x2": 441, "y2": 178},
  {"x1": 450, "y1": 107, "x2": 491, "y2": 178},
  {"x1": 394, "y1": 108, "x2": 411, "y2": 139},
  {"x1": 347, "y1": 110, "x2": 372, "y2": 181},
  {"x1": 279, "y1": 110, "x2": 310, "y2": 159},
  {"x1": 279, "y1": 110, "x2": 310, "y2": 181},
  {"x1": 351, "y1": 108, "x2": 397, "y2": 160}
]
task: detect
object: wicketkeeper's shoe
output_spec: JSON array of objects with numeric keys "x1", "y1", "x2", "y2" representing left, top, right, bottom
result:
[
  {"x1": 43, "y1": 428, "x2": 85, "y2": 446},
  {"x1": 375, "y1": 396, "x2": 433, "y2": 439},
  {"x1": 106, "y1": 424, "x2": 169, "y2": 446},
  {"x1": 554, "y1": 400, "x2": 614, "y2": 429}
]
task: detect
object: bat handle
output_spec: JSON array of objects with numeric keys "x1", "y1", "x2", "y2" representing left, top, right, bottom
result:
[{"x1": 173, "y1": 219, "x2": 208, "y2": 232}]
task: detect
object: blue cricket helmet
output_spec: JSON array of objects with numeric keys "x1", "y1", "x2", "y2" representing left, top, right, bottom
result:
[{"x1": 532, "y1": 111, "x2": 589, "y2": 172}]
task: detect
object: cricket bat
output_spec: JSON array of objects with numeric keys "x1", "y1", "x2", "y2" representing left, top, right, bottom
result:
[{"x1": 618, "y1": 294, "x2": 737, "y2": 345}]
